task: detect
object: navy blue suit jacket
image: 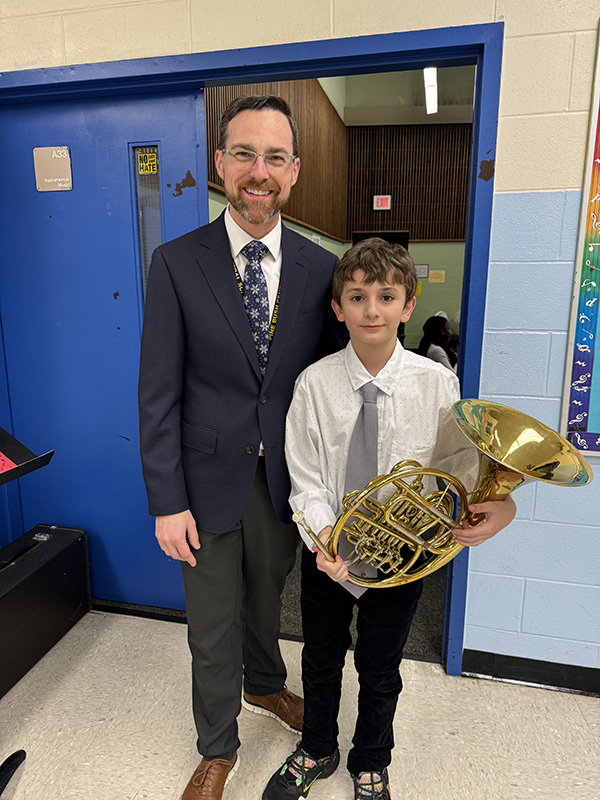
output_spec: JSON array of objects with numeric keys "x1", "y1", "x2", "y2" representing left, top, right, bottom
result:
[{"x1": 138, "y1": 213, "x2": 341, "y2": 533}]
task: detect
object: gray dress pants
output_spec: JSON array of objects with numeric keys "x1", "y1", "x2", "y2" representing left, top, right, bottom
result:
[{"x1": 180, "y1": 458, "x2": 298, "y2": 760}]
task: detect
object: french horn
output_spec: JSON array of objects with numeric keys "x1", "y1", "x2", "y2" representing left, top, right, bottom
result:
[{"x1": 293, "y1": 399, "x2": 593, "y2": 587}]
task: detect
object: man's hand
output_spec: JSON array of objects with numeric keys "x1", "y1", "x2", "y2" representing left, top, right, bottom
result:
[
  {"x1": 312, "y1": 526, "x2": 349, "y2": 582},
  {"x1": 155, "y1": 510, "x2": 201, "y2": 566},
  {"x1": 452, "y1": 495, "x2": 517, "y2": 547}
]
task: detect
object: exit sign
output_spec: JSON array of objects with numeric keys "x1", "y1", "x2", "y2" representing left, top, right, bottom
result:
[{"x1": 373, "y1": 195, "x2": 391, "y2": 210}]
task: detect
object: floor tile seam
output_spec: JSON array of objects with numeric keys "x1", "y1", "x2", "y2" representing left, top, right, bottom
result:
[
  {"x1": 31, "y1": 719, "x2": 108, "y2": 795},
  {"x1": 573, "y1": 693, "x2": 600, "y2": 721},
  {"x1": 569, "y1": 695, "x2": 600, "y2": 732}
]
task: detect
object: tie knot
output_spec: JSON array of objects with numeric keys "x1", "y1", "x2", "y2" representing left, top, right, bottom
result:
[
  {"x1": 241, "y1": 240, "x2": 268, "y2": 262},
  {"x1": 360, "y1": 382, "x2": 378, "y2": 404}
]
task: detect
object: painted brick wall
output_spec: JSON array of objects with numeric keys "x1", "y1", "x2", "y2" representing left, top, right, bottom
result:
[{"x1": 465, "y1": 190, "x2": 600, "y2": 668}]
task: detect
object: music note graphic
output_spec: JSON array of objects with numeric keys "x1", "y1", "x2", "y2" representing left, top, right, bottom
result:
[
  {"x1": 573, "y1": 386, "x2": 589, "y2": 392},
  {"x1": 572, "y1": 399, "x2": 584, "y2": 405},
  {"x1": 592, "y1": 213, "x2": 600, "y2": 230},
  {"x1": 572, "y1": 432, "x2": 588, "y2": 449},
  {"x1": 582, "y1": 279, "x2": 597, "y2": 288},
  {"x1": 576, "y1": 343, "x2": 591, "y2": 352},
  {"x1": 575, "y1": 360, "x2": 586, "y2": 366},
  {"x1": 585, "y1": 298, "x2": 597, "y2": 307},
  {"x1": 579, "y1": 314, "x2": 591, "y2": 323},
  {"x1": 569, "y1": 412, "x2": 587, "y2": 424},
  {"x1": 592, "y1": 194, "x2": 600, "y2": 203},
  {"x1": 572, "y1": 373, "x2": 591, "y2": 386},
  {"x1": 588, "y1": 243, "x2": 600, "y2": 251}
]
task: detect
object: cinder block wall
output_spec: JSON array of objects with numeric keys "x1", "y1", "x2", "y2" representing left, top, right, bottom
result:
[{"x1": 1, "y1": 0, "x2": 598, "y2": 669}]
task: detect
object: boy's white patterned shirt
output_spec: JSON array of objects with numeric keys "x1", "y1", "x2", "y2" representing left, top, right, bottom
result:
[{"x1": 285, "y1": 340, "x2": 480, "y2": 550}]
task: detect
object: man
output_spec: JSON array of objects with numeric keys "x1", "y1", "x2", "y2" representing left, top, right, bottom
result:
[{"x1": 138, "y1": 95, "x2": 341, "y2": 800}]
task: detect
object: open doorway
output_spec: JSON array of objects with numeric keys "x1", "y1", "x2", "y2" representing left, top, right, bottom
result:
[{"x1": 203, "y1": 68, "x2": 475, "y2": 661}]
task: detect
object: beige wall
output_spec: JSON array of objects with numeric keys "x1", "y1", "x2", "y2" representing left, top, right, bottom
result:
[{"x1": 1, "y1": 1, "x2": 598, "y2": 195}]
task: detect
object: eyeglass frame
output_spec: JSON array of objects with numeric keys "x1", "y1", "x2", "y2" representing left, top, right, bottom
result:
[{"x1": 220, "y1": 148, "x2": 298, "y2": 169}]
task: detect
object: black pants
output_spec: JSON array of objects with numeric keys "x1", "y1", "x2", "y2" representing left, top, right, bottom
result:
[
  {"x1": 300, "y1": 546, "x2": 423, "y2": 775},
  {"x1": 181, "y1": 458, "x2": 298, "y2": 760}
]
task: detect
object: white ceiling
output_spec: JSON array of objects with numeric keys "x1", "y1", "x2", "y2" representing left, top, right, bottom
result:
[{"x1": 319, "y1": 66, "x2": 476, "y2": 125}]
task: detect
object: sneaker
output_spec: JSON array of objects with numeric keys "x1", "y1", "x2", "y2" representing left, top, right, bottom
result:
[
  {"x1": 351, "y1": 768, "x2": 392, "y2": 799},
  {"x1": 262, "y1": 744, "x2": 340, "y2": 799}
]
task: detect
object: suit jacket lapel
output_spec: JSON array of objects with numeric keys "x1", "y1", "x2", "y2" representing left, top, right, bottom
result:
[
  {"x1": 262, "y1": 225, "x2": 309, "y2": 389},
  {"x1": 194, "y1": 215, "x2": 263, "y2": 380}
]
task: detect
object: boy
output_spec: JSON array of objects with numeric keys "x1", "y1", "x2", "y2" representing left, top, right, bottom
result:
[{"x1": 262, "y1": 238, "x2": 516, "y2": 800}]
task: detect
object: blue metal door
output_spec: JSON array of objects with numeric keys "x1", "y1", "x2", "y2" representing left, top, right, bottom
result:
[{"x1": 0, "y1": 91, "x2": 207, "y2": 608}]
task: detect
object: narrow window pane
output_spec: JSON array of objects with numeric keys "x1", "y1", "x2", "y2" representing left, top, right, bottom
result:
[{"x1": 133, "y1": 145, "x2": 162, "y2": 293}]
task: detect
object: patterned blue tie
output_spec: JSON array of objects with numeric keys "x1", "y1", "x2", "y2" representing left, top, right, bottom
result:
[{"x1": 241, "y1": 240, "x2": 270, "y2": 375}]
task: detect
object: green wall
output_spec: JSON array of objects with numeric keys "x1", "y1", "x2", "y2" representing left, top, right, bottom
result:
[{"x1": 403, "y1": 242, "x2": 465, "y2": 350}]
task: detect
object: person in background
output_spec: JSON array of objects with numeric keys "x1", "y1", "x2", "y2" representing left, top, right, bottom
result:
[
  {"x1": 417, "y1": 314, "x2": 455, "y2": 372},
  {"x1": 446, "y1": 332, "x2": 460, "y2": 369}
]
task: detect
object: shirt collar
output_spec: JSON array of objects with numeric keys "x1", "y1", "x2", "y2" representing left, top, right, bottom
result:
[
  {"x1": 224, "y1": 205, "x2": 282, "y2": 261},
  {"x1": 343, "y1": 339, "x2": 405, "y2": 397}
]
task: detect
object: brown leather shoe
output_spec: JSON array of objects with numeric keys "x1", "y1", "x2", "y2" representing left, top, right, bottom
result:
[
  {"x1": 242, "y1": 685, "x2": 303, "y2": 732},
  {"x1": 181, "y1": 753, "x2": 238, "y2": 800}
]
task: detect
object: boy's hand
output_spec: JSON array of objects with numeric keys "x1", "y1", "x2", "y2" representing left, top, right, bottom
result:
[
  {"x1": 452, "y1": 495, "x2": 516, "y2": 546},
  {"x1": 312, "y1": 526, "x2": 349, "y2": 582}
]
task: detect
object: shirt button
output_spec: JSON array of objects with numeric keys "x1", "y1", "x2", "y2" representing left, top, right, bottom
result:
[
  {"x1": 259, "y1": 395, "x2": 268, "y2": 404},
  {"x1": 245, "y1": 445, "x2": 255, "y2": 455}
]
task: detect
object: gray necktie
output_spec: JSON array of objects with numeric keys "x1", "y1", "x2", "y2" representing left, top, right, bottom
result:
[
  {"x1": 344, "y1": 381, "x2": 379, "y2": 495},
  {"x1": 340, "y1": 381, "x2": 379, "y2": 596}
]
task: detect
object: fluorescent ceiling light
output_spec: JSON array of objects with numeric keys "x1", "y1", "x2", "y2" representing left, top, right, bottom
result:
[{"x1": 423, "y1": 67, "x2": 438, "y2": 114}]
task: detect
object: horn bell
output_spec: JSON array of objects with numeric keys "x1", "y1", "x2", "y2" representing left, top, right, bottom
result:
[{"x1": 451, "y1": 399, "x2": 593, "y2": 503}]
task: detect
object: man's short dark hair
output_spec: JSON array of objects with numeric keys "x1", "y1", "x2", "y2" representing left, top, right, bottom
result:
[
  {"x1": 217, "y1": 95, "x2": 299, "y2": 155},
  {"x1": 332, "y1": 238, "x2": 417, "y2": 304}
]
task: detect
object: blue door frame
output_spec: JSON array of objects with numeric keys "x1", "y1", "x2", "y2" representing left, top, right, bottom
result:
[{"x1": 0, "y1": 22, "x2": 504, "y2": 674}]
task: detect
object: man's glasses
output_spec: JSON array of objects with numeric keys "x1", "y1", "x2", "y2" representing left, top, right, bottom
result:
[{"x1": 220, "y1": 149, "x2": 297, "y2": 169}]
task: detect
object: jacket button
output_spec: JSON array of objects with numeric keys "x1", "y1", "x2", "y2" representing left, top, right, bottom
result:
[
  {"x1": 259, "y1": 395, "x2": 268, "y2": 404},
  {"x1": 245, "y1": 445, "x2": 255, "y2": 455}
]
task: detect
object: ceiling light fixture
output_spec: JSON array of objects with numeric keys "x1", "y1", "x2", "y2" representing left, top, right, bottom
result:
[{"x1": 423, "y1": 67, "x2": 438, "y2": 115}]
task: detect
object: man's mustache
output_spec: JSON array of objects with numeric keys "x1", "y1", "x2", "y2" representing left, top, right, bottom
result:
[{"x1": 241, "y1": 180, "x2": 278, "y2": 193}]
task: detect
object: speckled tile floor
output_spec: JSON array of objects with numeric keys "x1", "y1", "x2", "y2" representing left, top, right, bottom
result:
[{"x1": 1, "y1": 612, "x2": 598, "y2": 800}]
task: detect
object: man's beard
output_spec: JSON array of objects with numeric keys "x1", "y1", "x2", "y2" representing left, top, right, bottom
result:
[{"x1": 228, "y1": 181, "x2": 283, "y2": 225}]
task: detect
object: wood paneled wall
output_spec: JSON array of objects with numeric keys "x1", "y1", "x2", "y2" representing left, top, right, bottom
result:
[
  {"x1": 347, "y1": 124, "x2": 472, "y2": 241},
  {"x1": 205, "y1": 81, "x2": 348, "y2": 240}
]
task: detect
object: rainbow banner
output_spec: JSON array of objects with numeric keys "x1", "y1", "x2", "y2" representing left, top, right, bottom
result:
[{"x1": 562, "y1": 63, "x2": 600, "y2": 454}]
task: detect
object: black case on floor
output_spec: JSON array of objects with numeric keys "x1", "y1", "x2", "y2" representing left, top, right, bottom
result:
[{"x1": 0, "y1": 524, "x2": 91, "y2": 698}]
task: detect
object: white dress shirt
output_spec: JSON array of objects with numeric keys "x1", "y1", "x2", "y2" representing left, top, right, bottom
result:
[
  {"x1": 285, "y1": 340, "x2": 479, "y2": 551},
  {"x1": 224, "y1": 206, "x2": 282, "y2": 320}
]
